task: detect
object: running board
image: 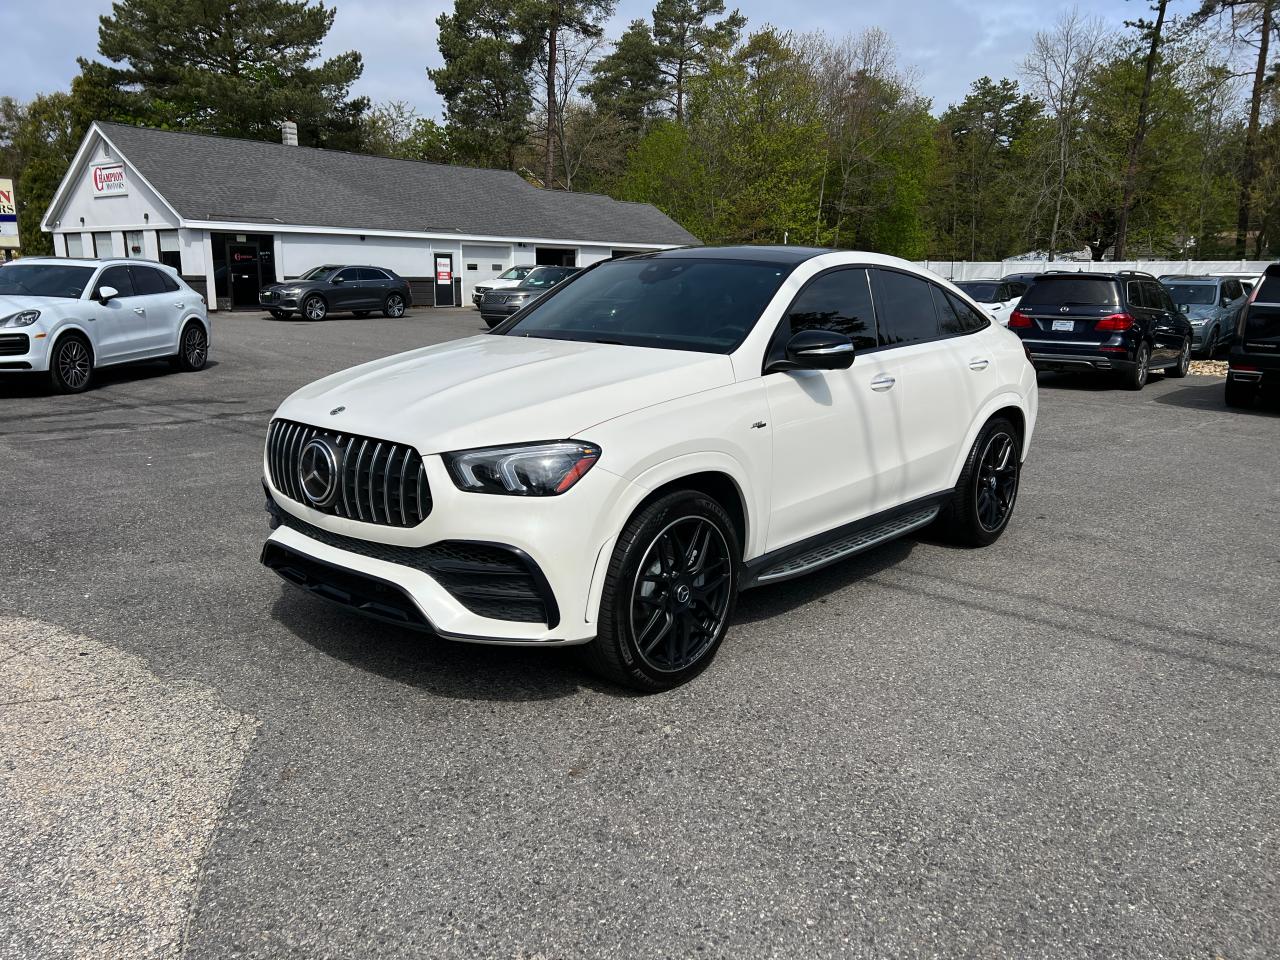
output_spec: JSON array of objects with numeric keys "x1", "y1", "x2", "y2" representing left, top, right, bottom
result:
[{"x1": 753, "y1": 506, "x2": 941, "y2": 585}]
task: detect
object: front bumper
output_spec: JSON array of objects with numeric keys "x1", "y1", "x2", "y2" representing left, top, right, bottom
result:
[
  {"x1": 478, "y1": 303, "x2": 524, "y2": 323},
  {"x1": 260, "y1": 453, "x2": 629, "y2": 644},
  {"x1": 0, "y1": 330, "x2": 50, "y2": 372},
  {"x1": 260, "y1": 292, "x2": 300, "y2": 311}
]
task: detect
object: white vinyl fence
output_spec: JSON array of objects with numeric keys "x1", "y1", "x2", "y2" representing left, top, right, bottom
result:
[{"x1": 914, "y1": 259, "x2": 1274, "y2": 281}]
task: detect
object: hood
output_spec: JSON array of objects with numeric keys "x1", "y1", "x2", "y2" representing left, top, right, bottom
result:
[
  {"x1": 1180, "y1": 303, "x2": 1217, "y2": 320},
  {"x1": 275, "y1": 334, "x2": 735, "y2": 453},
  {"x1": 0, "y1": 294, "x2": 63, "y2": 317}
]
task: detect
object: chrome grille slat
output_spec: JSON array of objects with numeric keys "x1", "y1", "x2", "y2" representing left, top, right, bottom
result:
[{"x1": 265, "y1": 419, "x2": 431, "y2": 528}]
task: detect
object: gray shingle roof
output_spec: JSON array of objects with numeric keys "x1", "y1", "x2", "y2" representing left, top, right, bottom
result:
[{"x1": 95, "y1": 122, "x2": 699, "y2": 247}]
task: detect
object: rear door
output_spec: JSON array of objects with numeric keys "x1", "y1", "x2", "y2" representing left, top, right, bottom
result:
[
  {"x1": 1144, "y1": 280, "x2": 1182, "y2": 363},
  {"x1": 127, "y1": 265, "x2": 179, "y2": 353},
  {"x1": 1015, "y1": 275, "x2": 1124, "y2": 352},
  {"x1": 357, "y1": 268, "x2": 392, "y2": 308}
]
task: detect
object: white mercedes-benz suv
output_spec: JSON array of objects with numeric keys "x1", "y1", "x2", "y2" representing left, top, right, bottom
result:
[
  {"x1": 0, "y1": 257, "x2": 210, "y2": 393},
  {"x1": 262, "y1": 247, "x2": 1037, "y2": 690}
]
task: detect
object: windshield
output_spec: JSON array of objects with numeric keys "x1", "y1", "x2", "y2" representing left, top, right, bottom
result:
[
  {"x1": 498, "y1": 257, "x2": 791, "y2": 353},
  {"x1": 498, "y1": 266, "x2": 533, "y2": 281},
  {"x1": 0, "y1": 263, "x2": 95, "y2": 299},
  {"x1": 1164, "y1": 283, "x2": 1216, "y2": 306},
  {"x1": 1019, "y1": 276, "x2": 1119, "y2": 309},
  {"x1": 955, "y1": 281, "x2": 1000, "y2": 303},
  {"x1": 517, "y1": 268, "x2": 577, "y2": 289},
  {"x1": 299, "y1": 265, "x2": 340, "y2": 280}
]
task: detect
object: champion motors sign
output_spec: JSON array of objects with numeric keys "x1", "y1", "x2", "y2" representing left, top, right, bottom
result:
[{"x1": 90, "y1": 162, "x2": 128, "y2": 197}]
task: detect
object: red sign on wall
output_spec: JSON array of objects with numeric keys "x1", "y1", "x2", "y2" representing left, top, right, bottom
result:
[{"x1": 436, "y1": 256, "x2": 452, "y2": 284}]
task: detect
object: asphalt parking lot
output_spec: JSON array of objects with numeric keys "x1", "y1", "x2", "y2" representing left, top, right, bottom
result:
[{"x1": 2, "y1": 306, "x2": 1278, "y2": 959}]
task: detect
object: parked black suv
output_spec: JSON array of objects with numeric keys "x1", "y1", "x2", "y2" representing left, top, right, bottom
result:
[
  {"x1": 259, "y1": 265, "x2": 413, "y2": 321},
  {"x1": 1225, "y1": 263, "x2": 1280, "y2": 408},
  {"x1": 1008, "y1": 271, "x2": 1192, "y2": 390},
  {"x1": 478, "y1": 265, "x2": 580, "y2": 328}
]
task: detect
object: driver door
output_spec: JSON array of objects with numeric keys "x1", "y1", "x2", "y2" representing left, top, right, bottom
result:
[
  {"x1": 90, "y1": 265, "x2": 148, "y2": 362},
  {"x1": 763, "y1": 267, "x2": 903, "y2": 552},
  {"x1": 330, "y1": 267, "x2": 364, "y2": 309}
]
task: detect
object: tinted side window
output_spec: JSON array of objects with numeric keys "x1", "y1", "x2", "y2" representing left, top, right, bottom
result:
[
  {"x1": 158, "y1": 271, "x2": 180, "y2": 293},
  {"x1": 96, "y1": 265, "x2": 136, "y2": 299},
  {"x1": 872, "y1": 269, "x2": 939, "y2": 346},
  {"x1": 358, "y1": 268, "x2": 390, "y2": 281},
  {"x1": 782, "y1": 268, "x2": 877, "y2": 350},
  {"x1": 1223, "y1": 279, "x2": 1241, "y2": 301},
  {"x1": 334, "y1": 268, "x2": 360, "y2": 282},
  {"x1": 1125, "y1": 281, "x2": 1146, "y2": 309},
  {"x1": 945, "y1": 291, "x2": 990, "y2": 333},
  {"x1": 1007, "y1": 281, "x2": 1027, "y2": 297},
  {"x1": 130, "y1": 266, "x2": 167, "y2": 296},
  {"x1": 1143, "y1": 281, "x2": 1169, "y2": 312}
]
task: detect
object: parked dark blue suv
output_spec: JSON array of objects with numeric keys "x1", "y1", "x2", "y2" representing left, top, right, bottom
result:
[
  {"x1": 1008, "y1": 271, "x2": 1193, "y2": 390},
  {"x1": 1226, "y1": 263, "x2": 1280, "y2": 408}
]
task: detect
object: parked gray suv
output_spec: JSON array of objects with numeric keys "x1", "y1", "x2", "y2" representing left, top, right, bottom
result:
[
  {"x1": 259, "y1": 265, "x2": 412, "y2": 321},
  {"x1": 1159, "y1": 275, "x2": 1248, "y2": 357}
]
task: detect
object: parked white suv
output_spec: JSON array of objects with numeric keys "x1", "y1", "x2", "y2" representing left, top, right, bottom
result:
[
  {"x1": 262, "y1": 247, "x2": 1037, "y2": 690},
  {"x1": 0, "y1": 257, "x2": 210, "y2": 393},
  {"x1": 470, "y1": 264, "x2": 536, "y2": 305}
]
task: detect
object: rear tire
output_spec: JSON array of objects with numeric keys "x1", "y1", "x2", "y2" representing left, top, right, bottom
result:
[
  {"x1": 937, "y1": 417, "x2": 1021, "y2": 548},
  {"x1": 583, "y1": 490, "x2": 739, "y2": 692},
  {"x1": 382, "y1": 293, "x2": 406, "y2": 318},
  {"x1": 1166, "y1": 337, "x2": 1191, "y2": 378},
  {"x1": 1225, "y1": 378, "x2": 1257, "y2": 409},
  {"x1": 172, "y1": 321, "x2": 208, "y2": 372},
  {"x1": 1123, "y1": 343, "x2": 1150, "y2": 391},
  {"x1": 49, "y1": 334, "x2": 93, "y2": 394}
]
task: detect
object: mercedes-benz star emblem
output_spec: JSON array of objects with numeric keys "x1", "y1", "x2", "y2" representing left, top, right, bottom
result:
[
  {"x1": 674, "y1": 584, "x2": 691, "y2": 605},
  {"x1": 330, "y1": 405, "x2": 345, "y2": 416},
  {"x1": 1060, "y1": 306, "x2": 1070, "y2": 313},
  {"x1": 297, "y1": 437, "x2": 341, "y2": 507}
]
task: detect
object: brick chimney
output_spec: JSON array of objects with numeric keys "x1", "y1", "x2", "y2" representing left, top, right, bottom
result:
[{"x1": 281, "y1": 120, "x2": 298, "y2": 146}]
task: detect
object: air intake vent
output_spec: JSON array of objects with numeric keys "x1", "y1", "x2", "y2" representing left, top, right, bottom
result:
[{"x1": 266, "y1": 419, "x2": 431, "y2": 527}]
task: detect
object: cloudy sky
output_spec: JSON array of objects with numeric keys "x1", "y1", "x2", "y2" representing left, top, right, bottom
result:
[{"x1": 9, "y1": 0, "x2": 1134, "y2": 117}]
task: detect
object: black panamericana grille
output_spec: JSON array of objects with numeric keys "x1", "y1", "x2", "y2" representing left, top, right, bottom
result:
[
  {"x1": 273, "y1": 507, "x2": 557, "y2": 626},
  {"x1": 266, "y1": 419, "x2": 431, "y2": 527},
  {"x1": 0, "y1": 334, "x2": 30, "y2": 356}
]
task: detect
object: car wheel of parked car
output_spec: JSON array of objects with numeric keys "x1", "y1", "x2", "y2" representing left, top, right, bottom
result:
[
  {"x1": 1124, "y1": 343, "x2": 1150, "y2": 391},
  {"x1": 269, "y1": 309, "x2": 291, "y2": 320},
  {"x1": 1225, "y1": 378, "x2": 1257, "y2": 409},
  {"x1": 938, "y1": 417, "x2": 1020, "y2": 548},
  {"x1": 303, "y1": 295, "x2": 327, "y2": 321},
  {"x1": 49, "y1": 334, "x2": 94, "y2": 394},
  {"x1": 382, "y1": 294, "x2": 406, "y2": 318},
  {"x1": 585, "y1": 490, "x2": 739, "y2": 692},
  {"x1": 1197, "y1": 326, "x2": 1217, "y2": 359},
  {"x1": 172, "y1": 321, "x2": 209, "y2": 372},
  {"x1": 1167, "y1": 338, "x2": 1191, "y2": 378}
]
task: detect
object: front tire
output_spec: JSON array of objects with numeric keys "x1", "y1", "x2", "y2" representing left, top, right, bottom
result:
[
  {"x1": 49, "y1": 334, "x2": 94, "y2": 394},
  {"x1": 1166, "y1": 337, "x2": 1191, "y2": 378},
  {"x1": 584, "y1": 490, "x2": 739, "y2": 692},
  {"x1": 382, "y1": 293, "x2": 406, "y2": 318},
  {"x1": 1123, "y1": 342, "x2": 1150, "y2": 391},
  {"x1": 1196, "y1": 327, "x2": 1216, "y2": 359},
  {"x1": 302, "y1": 295, "x2": 327, "y2": 321},
  {"x1": 938, "y1": 417, "x2": 1021, "y2": 548}
]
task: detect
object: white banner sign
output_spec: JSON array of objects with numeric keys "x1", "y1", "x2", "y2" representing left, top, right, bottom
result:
[
  {"x1": 0, "y1": 177, "x2": 17, "y2": 245},
  {"x1": 90, "y1": 162, "x2": 128, "y2": 198}
]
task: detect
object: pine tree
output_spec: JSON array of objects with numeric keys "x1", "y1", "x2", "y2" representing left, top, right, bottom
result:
[
  {"x1": 583, "y1": 20, "x2": 663, "y2": 129},
  {"x1": 651, "y1": 0, "x2": 746, "y2": 122}
]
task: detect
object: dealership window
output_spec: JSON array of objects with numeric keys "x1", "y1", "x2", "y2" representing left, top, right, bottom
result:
[
  {"x1": 65, "y1": 233, "x2": 85, "y2": 258},
  {"x1": 92, "y1": 232, "x2": 113, "y2": 258},
  {"x1": 467, "y1": 263, "x2": 478, "y2": 270},
  {"x1": 124, "y1": 230, "x2": 144, "y2": 257},
  {"x1": 492, "y1": 263, "x2": 502, "y2": 270},
  {"x1": 158, "y1": 230, "x2": 180, "y2": 271}
]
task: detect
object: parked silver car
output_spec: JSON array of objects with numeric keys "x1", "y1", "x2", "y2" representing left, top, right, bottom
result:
[{"x1": 1160, "y1": 275, "x2": 1249, "y2": 357}]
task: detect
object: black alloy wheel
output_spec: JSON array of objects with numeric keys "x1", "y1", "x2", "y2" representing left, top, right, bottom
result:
[
  {"x1": 50, "y1": 335, "x2": 93, "y2": 393},
  {"x1": 175, "y1": 322, "x2": 208, "y2": 371},
  {"x1": 1168, "y1": 337, "x2": 1191, "y2": 378},
  {"x1": 1125, "y1": 343, "x2": 1150, "y2": 391},
  {"x1": 383, "y1": 293, "x2": 406, "y2": 318},
  {"x1": 974, "y1": 431, "x2": 1019, "y2": 533},
  {"x1": 303, "y1": 295, "x2": 327, "y2": 321},
  {"x1": 586, "y1": 490, "x2": 740, "y2": 691},
  {"x1": 629, "y1": 516, "x2": 734, "y2": 675}
]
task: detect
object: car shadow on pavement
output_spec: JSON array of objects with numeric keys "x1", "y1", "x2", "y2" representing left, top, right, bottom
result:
[
  {"x1": 0, "y1": 359, "x2": 220, "y2": 398},
  {"x1": 269, "y1": 591, "x2": 636, "y2": 702},
  {"x1": 1154, "y1": 380, "x2": 1280, "y2": 415}
]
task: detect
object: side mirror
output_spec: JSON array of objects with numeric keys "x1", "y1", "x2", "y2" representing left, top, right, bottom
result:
[
  {"x1": 1180, "y1": 303, "x2": 1190, "y2": 313},
  {"x1": 331, "y1": 275, "x2": 345, "y2": 283},
  {"x1": 97, "y1": 285, "x2": 118, "y2": 304},
  {"x1": 767, "y1": 329, "x2": 856, "y2": 372}
]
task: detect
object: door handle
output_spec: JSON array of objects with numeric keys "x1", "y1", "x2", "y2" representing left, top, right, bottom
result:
[
  {"x1": 968, "y1": 358, "x2": 990, "y2": 370},
  {"x1": 174, "y1": 302, "x2": 184, "y2": 309},
  {"x1": 133, "y1": 307, "x2": 145, "y2": 315},
  {"x1": 870, "y1": 374, "x2": 896, "y2": 392}
]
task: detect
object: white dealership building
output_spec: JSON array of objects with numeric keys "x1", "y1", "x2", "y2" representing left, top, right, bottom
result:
[{"x1": 41, "y1": 122, "x2": 698, "y2": 311}]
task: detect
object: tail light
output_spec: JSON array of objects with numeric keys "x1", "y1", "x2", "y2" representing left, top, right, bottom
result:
[
  {"x1": 1095, "y1": 313, "x2": 1135, "y2": 332},
  {"x1": 1232, "y1": 364, "x2": 1259, "y2": 372},
  {"x1": 1008, "y1": 309, "x2": 1032, "y2": 328}
]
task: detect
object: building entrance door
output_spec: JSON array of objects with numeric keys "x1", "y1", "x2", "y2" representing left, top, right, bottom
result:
[
  {"x1": 228, "y1": 242, "x2": 261, "y2": 308},
  {"x1": 433, "y1": 253, "x2": 455, "y2": 306}
]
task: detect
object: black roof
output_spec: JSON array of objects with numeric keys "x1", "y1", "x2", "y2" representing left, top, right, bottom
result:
[
  {"x1": 640, "y1": 245, "x2": 832, "y2": 264},
  {"x1": 93, "y1": 122, "x2": 699, "y2": 247}
]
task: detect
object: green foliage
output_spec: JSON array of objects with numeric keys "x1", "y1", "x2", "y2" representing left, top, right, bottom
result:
[
  {"x1": 361, "y1": 101, "x2": 452, "y2": 163},
  {"x1": 652, "y1": 0, "x2": 746, "y2": 120},
  {"x1": 3, "y1": 94, "x2": 81, "y2": 256},
  {"x1": 584, "y1": 20, "x2": 664, "y2": 128},
  {"x1": 84, "y1": 0, "x2": 368, "y2": 147}
]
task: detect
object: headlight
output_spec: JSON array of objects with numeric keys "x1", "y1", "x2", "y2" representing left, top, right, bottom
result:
[
  {"x1": 445, "y1": 441, "x2": 601, "y2": 496},
  {"x1": 279, "y1": 286, "x2": 302, "y2": 295},
  {"x1": 0, "y1": 309, "x2": 40, "y2": 327},
  {"x1": 1190, "y1": 318, "x2": 1208, "y2": 326}
]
